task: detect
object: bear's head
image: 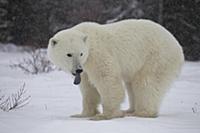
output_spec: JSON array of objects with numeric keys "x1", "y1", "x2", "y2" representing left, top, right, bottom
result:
[{"x1": 47, "y1": 29, "x2": 88, "y2": 76}]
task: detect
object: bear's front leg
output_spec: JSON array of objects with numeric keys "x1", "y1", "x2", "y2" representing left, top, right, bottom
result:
[
  {"x1": 86, "y1": 54, "x2": 125, "y2": 120},
  {"x1": 90, "y1": 76, "x2": 125, "y2": 120},
  {"x1": 71, "y1": 73, "x2": 100, "y2": 118}
]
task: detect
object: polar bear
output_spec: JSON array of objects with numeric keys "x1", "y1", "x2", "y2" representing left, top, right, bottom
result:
[{"x1": 47, "y1": 19, "x2": 184, "y2": 120}]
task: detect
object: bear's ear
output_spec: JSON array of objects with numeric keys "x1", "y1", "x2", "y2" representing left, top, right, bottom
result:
[
  {"x1": 51, "y1": 39, "x2": 58, "y2": 47},
  {"x1": 83, "y1": 36, "x2": 88, "y2": 43}
]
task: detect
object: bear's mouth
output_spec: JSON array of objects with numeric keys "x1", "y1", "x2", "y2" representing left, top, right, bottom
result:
[
  {"x1": 73, "y1": 69, "x2": 83, "y2": 85},
  {"x1": 73, "y1": 73, "x2": 81, "y2": 85}
]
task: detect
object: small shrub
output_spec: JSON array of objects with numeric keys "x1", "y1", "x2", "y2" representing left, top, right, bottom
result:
[
  {"x1": 10, "y1": 49, "x2": 56, "y2": 74},
  {"x1": 0, "y1": 83, "x2": 31, "y2": 111}
]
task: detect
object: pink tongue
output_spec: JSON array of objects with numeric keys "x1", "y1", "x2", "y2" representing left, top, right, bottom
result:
[{"x1": 73, "y1": 73, "x2": 81, "y2": 85}]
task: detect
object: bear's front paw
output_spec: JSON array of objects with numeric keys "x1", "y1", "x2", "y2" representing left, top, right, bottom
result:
[
  {"x1": 71, "y1": 111, "x2": 99, "y2": 118},
  {"x1": 123, "y1": 109, "x2": 136, "y2": 117},
  {"x1": 90, "y1": 114, "x2": 110, "y2": 121},
  {"x1": 90, "y1": 111, "x2": 124, "y2": 121},
  {"x1": 70, "y1": 114, "x2": 91, "y2": 118}
]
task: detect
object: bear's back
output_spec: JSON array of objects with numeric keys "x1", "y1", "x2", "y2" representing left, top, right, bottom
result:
[{"x1": 73, "y1": 19, "x2": 183, "y2": 74}]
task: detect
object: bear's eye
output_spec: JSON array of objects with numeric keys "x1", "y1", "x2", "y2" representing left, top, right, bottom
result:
[
  {"x1": 80, "y1": 53, "x2": 83, "y2": 56},
  {"x1": 67, "y1": 53, "x2": 72, "y2": 57}
]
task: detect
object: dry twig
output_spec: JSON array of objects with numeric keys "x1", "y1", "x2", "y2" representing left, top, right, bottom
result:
[{"x1": 0, "y1": 83, "x2": 31, "y2": 111}]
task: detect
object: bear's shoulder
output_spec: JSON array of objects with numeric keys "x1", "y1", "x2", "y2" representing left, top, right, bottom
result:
[{"x1": 73, "y1": 22, "x2": 100, "y2": 30}]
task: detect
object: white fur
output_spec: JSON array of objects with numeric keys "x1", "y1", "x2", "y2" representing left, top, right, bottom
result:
[{"x1": 47, "y1": 19, "x2": 184, "y2": 120}]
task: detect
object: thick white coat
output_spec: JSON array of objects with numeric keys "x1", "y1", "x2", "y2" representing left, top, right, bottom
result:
[{"x1": 47, "y1": 19, "x2": 184, "y2": 120}]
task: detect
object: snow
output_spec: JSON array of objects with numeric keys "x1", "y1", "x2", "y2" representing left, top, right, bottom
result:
[{"x1": 0, "y1": 46, "x2": 200, "y2": 133}]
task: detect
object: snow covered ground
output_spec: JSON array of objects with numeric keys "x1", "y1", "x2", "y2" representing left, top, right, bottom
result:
[{"x1": 0, "y1": 45, "x2": 200, "y2": 133}]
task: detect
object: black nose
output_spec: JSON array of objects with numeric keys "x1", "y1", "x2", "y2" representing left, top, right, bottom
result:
[{"x1": 76, "y1": 69, "x2": 83, "y2": 74}]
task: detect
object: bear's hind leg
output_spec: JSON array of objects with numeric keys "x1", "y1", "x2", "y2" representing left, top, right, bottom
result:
[
  {"x1": 133, "y1": 80, "x2": 161, "y2": 118},
  {"x1": 131, "y1": 70, "x2": 171, "y2": 118},
  {"x1": 71, "y1": 73, "x2": 100, "y2": 118}
]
